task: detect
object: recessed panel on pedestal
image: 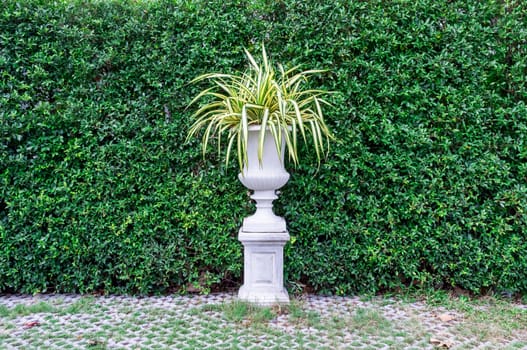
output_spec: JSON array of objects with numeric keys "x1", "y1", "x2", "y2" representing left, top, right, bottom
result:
[{"x1": 252, "y1": 252, "x2": 275, "y2": 284}]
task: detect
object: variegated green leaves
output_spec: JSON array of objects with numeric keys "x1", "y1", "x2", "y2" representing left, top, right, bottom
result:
[{"x1": 186, "y1": 45, "x2": 334, "y2": 171}]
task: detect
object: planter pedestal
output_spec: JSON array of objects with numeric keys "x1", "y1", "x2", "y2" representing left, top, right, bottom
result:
[{"x1": 238, "y1": 230, "x2": 290, "y2": 305}]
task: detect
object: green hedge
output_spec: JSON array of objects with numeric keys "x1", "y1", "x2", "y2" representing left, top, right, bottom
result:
[{"x1": 1, "y1": 0, "x2": 526, "y2": 296}]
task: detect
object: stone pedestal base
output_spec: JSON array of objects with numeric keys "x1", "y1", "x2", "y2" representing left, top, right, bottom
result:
[{"x1": 238, "y1": 230, "x2": 290, "y2": 305}]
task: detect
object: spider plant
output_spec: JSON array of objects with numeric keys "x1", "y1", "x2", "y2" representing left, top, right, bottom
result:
[{"x1": 186, "y1": 45, "x2": 334, "y2": 171}]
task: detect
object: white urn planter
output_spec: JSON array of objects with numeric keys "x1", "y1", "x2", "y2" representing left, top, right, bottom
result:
[
  {"x1": 237, "y1": 126, "x2": 290, "y2": 305},
  {"x1": 186, "y1": 45, "x2": 334, "y2": 306}
]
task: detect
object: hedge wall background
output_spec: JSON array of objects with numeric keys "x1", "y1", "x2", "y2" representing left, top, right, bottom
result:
[{"x1": 1, "y1": 0, "x2": 526, "y2": 296}]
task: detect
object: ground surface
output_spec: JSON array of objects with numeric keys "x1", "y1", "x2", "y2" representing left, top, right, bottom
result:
[{"x1": 1, "y1": 293, "x2": 526, "y2": 349}]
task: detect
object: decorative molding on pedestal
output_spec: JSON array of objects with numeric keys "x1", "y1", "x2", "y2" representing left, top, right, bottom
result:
[{"x1": 238, "y1": 230, "x2": 290, "y2": 305}]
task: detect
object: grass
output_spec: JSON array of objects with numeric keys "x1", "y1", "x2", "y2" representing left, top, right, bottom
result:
[
  {"x1": 452, "y1": 298, "x2": 527, "y2": 344},
  {"x1": 0, "y1": 297, "x2": 97, "y2": 319},
  {"x1": 0, "y1": 301, "x2": 55, "y2": 318},
  {"x1": 198, "y1": 300, "x2": 277, "y2": 324},
  {"x1": 349, "y1": 307, "x2": 393, "y2": 335},
  {"x1": 0, "y1": 293, "x2": 525, "y2": 349},
  {"x1": 405, "y1": 289, "x2": 527, "y2": 342},
  {"x1": 389, "y1": 289, "x2": 527, "y2": 348}
]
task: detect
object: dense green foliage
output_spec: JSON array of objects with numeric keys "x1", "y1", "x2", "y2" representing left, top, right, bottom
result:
[{"x1": 1, "y1": 0, "x2": 526, "y2": 296}]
